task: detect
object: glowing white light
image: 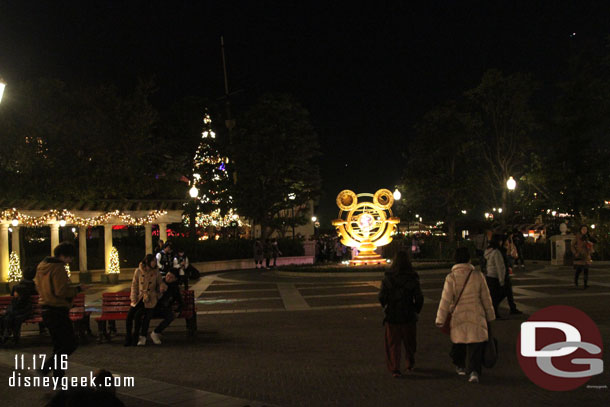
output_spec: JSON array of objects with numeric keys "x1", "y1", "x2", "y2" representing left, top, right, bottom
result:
[
  {"x1": 288, "y1": 193, "x2": 296, "y2": 200},
  {"x1": 189, "y1": 186, "x2": 199, "y2": 198},
  {"x1": 485, "y1": 212, "x2": 490, "y2": 219},
  {"x1": 461, "y1": 210, "x2": 467, "y2": 215},
  {"x1": 311, "y1": 216, "x2": 317, "y2": 223},
  {"x1": 71, "y1": 227, "x2": 76, "y2": 233},
  {"x1": 393, "y1": 189, "x2": 401, "y2": 200},
  {"x1": 591, "y1": 224, "x2": 596, "y2": 229},
  {"x1": 498, "y1": 208, "x2": 503, "y2": 213},
  {"x1": 11, "y1": 219, "x2": 18, "y2": 227},
  {"x1": 0, "y1": 80, "x2": 5, "y2": 104},
  {"x1": 552, "y1": 211, "x2": 557, "y2": 217},
  {"x1": 506, "y1": 176, "x2": 516, "y2": 191},
  {"x1": 193, "y1": 173, "x2": 201, "y2": 180},
  {"x1": 59, "y1": 220, "x2": 66, "y2": 227}
]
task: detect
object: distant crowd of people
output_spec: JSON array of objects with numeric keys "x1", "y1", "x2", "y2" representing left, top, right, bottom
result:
[{"x1": 253, "y1": 238, "x2": 282, "y2": 269}]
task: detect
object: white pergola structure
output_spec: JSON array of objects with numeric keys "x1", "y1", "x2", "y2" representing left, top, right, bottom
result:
[{"x1": 0, "y1": 200, "x2": 185, "y2": 282}]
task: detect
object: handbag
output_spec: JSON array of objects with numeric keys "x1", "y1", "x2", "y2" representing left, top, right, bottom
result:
[
  {"x1": 439, "y1": 270, "x2": 473, "y2": 335},
  {"x1": 483, "y1": 322, "x2": 498, "y2": 368}
]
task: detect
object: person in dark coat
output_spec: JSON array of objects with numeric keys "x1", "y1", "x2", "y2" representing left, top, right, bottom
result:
[
  {"x1": 0, "y1": 266, "x2": 38, "y2": 344},
  {"x1": 378, "y1": 251, "x2": 424, "y2": 377}
]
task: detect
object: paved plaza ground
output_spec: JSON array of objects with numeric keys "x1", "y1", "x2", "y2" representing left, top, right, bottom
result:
[{"x1": 1, "y1": 261, "x2": 609, "y2": 406}]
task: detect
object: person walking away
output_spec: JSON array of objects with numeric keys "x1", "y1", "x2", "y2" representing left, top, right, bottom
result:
[
  {"x1": 172, "y1": 248, "x2": 189, "y2": 290},
  {"x1": 150, "y1": 271, "x2": 183, "y2": 345},
  {"x1": 263, "y1": 239, "x2": 273, "y2": 269},
  {"x1": 501, "y1": 234, "x2": 522, "y2": 315},
  {"x1": 253, "y1": 239, "x2": 264, "y2": 269},
  {"x1": 0, "y1": 266, "x2": 38, "y2": 344},
  {"x1": 484, "y1": 234, "x2": 507, "y2": 317},
  {"x1": 572, "y1": 225, "x2": 595, "y2": 289},
  {"x1": 474, "y1": 230, "x2": 492, "y2": 273},
  {"x1": 436, "y1": 248, "x2": 495, "y2": 383},
  {"x1": 512, "y1": 229, "x2": 526, "y2": 270},
  {"x1": 125, "y1": 254, "x2": 166, "y2": 346},
  {"x1": 156, "y1": 243, "x2": 173, "y2": 277},
  {"x1": 378, "y1": 251, "x2": 424, "y2": 377},
  {"x1": 271, "y1": 239, "x2": 282, "y2": 268},
  {"x1": 34, "y1": 242, "x2": 84, "y2": 378}
]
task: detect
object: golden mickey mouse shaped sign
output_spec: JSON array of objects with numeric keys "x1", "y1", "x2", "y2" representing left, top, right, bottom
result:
[{"x1": 332, "y1": 189, "x2": 400, "y2": 266}]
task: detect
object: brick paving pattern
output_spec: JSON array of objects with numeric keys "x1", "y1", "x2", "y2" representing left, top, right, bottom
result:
[{"x1": 1, "y1": 262, "x2": 609, "y2": 406}]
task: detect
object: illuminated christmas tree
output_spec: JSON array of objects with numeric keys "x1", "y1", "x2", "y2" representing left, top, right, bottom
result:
[
  {"x1": 108, "y1": 246, "x2": 120, "y2": 274},
  {"x1": 188, "y1": 109, "x2": 238, "y2": 228},
  {"x1": 8, "y1": 252, "x2": 22, "y2": 282}
]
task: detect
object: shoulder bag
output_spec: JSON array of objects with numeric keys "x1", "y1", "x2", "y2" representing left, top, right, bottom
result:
[{"x1": 439, "y1": 270, "x2": 473, "y2": 335}]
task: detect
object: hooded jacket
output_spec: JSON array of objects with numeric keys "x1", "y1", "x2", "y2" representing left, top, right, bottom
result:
[
  {"x1": 34, "y1": 257, "x2": 78, "y2": 308},
  {"x1": 130, "y1": 264, "x2": 166, "y2": 308},
  {"x1": 378, "y1": 270, "x2": 424, "y2": 324}
]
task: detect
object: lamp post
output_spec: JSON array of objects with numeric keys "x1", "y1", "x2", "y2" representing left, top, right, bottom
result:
[
  {"x1": 312, "y1": 216, "x2": 319, "y2": 238},
  {"x1": 288, "y1": 193, "x2": 296, "y2": 239},
  {"x1": 189, "y1": 186, "x2": 199, "y2": 241},
  {"x1": 505, "y1": 176, "x2": 516, "y2": 226},
  {"x1": 0, "y1": 77, "x2": 6, "y2": 104}
]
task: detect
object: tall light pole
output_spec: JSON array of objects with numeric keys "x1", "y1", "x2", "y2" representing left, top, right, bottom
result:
[
  {"x1": 189, "y1": 186, "x2": 199, "y2": 241},
  {"x1": 288, "y1": 193, "x2": 296, "y2": 239},
  {"x1": 506, "y1": 176, "x2": 516, "y2": 227}
]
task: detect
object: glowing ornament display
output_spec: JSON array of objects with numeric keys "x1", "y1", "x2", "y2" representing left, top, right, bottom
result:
[
  {"x1": 332, "y1": 189, "x2": 400, "y2": 266},
  {"x1": 8, "y1": 251, "x2": 22, "y2": 282}
]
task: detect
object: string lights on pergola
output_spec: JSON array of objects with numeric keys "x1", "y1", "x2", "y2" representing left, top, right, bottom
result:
[{"x1": 0, "y1": 208, "x2": 168, "y2": 227}]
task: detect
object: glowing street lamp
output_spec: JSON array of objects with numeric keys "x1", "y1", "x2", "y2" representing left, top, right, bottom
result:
[
  {"x1": 189, "y1": 186, "x2": 199, "y2": 198},
  {"x1": 0, "y1": 77, "x2": 6, "y2": 104},
  {"x1": 393, "y1": 189, "x2": 401, "y2": 200},
  {"x1": 311, "y1": 216, "x2": 317, "y2": 222},
  {"x1": 506, "y1": 176, "x2": 516, "y2": 191}
]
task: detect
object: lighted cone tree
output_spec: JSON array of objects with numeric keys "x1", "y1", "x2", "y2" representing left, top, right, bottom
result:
[
  {"x1": 108, "y1": 247, "x2": 120, "y2": 274},
  {"x1": 187, "y1": 110, "x2": 240, "y2": 228},
  {"x1": 8, "y1": 251, "x2": 22, "y2": 282}
]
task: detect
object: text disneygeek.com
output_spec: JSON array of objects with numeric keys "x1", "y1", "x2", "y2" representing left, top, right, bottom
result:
[{"x1": 9, "y1": 354, "x2": 135, "y2": 391}]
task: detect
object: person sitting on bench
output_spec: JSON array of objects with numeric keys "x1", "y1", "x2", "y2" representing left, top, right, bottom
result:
[
  {"x1": 0, "y1": 266, "x2": 38, "y2": 344},
  {"x1": 150, "y1": 271, "x2": 183, "y2": 345}
]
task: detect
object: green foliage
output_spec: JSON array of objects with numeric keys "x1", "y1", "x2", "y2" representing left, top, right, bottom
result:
[
  {"x1": 0, "y1": 78, "x2": 182, "y2": 200},
  {"x1": 231, "y1": 94, "x2": 321, "y2": 237}
]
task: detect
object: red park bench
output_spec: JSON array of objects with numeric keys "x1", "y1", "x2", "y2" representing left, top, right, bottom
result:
[
  {"x1": 0, "y1": 293, "x2": 91, "y2": 345},
  {"x1": 95, "y1": 290, "x2": 197, "y2": 343}
]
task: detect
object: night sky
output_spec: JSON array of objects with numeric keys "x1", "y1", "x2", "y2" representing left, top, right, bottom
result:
[{"x1": 1, "y1": 1, "x2": 610, "y2": 223}]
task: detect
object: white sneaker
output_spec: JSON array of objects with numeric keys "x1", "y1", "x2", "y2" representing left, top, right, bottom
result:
[
  {"x1": 468, "y1": 372, "x2": 479, "y2": 383},
  {"x1": 456, "y1": 367, "x2": 466, "y2": 376},
  {"x1": 136, "y1": 336, "x2": 146, "y2": 346},
  {"x1": 150, "y1": 331, "x2": 162, "y2": 345}
]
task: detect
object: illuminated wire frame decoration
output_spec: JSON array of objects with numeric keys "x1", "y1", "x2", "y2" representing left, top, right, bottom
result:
[{"x1": 332, "y1": 189, "x2": 400, "y2": 266}]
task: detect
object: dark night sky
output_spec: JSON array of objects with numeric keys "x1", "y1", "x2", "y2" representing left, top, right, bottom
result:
[{"x1": 1, "y1": 1, "x2": 610, "y2": 223}]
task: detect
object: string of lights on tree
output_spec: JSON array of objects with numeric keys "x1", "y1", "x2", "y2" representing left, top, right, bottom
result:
[
  {"x1": 186, "y1": 109, "x2": 241, "y2": 228},
  {"x1": 8, "y1": 251, "x2": 22, "y2": 282},
  {"x1": 183, "y1": 208, "x2": 248, "y2": 229},
  {"x1": 0, "y1": 209, "x2": 168, "y2": 227},
  {"x1": 108, "y1": 247, "x2": 121, "y2": 274}
]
